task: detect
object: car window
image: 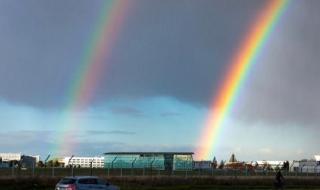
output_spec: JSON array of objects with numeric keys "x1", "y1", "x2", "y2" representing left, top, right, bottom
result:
[
  {"x1": 78, "y1": 178, "x2": 98, "y2": 184},
  {"x1": 97, "y1": 179, "x2": 107, "y2": 185},
  {"x1": 59, "y1": 178, "x2": 76, "y2": 184}
]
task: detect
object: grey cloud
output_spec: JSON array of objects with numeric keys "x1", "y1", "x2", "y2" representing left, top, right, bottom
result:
[
  {"x1": 0, "y1": 0, "x2": 102, "y2": 107},
  {"x1": 98, "y1": 0, "x2": 264, "y2": 106},
  {"x1": 233, "y1": 0, "x2": 320, "y2": 126},
  {"x1": 0, "y1": 130, "x2": 53, "y2": 141},
  {"x1": 101, "y1": 143, "x2": 196, "y2": 154},
  {"x1": 0, "y1": 0, "x2": 263, "y2": 108},
  {"x1": 0, "y1": 0, "x2": 319, "y2": 157},
  {"x1": 0, "y1": 130, "x2": 53, "y2": 157},
  {"x1": 57, "y1": 140, "x2": 195, "y2": 157}
]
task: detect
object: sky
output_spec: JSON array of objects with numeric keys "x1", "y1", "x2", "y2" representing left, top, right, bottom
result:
[{"x1": 0, "y1": 0, "x2": 319, "y2": 161}]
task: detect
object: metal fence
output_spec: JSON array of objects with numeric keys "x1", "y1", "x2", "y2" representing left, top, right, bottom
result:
[{"x1": 1, "y1": 167, "x2": 320, "y2": 177}]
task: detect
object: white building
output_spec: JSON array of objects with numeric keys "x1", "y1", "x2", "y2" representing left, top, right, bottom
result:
[
  {"x1": 295, "y1": 155, "x2": 320, "y2": 173},
  {"x1": 315, "y1": 155, "x2": 320, "y2": 164},
  {"x1": 255, "y1": 161, "x2": 284, "y2": 169},
  {"x1": 0, "y1": 153, "x2": 40, "y2": 162},
  {"x1": 32, "y1": 155, "x2": 40, "y2": 163},
  {"x1": 63, "y1": 156, "x2": 104, "y2": 168},
  {"x1": 0, "y1": 153, "x2": 22, "y2": 161},
  {"x1": 0, "y1": 153, "x2": 37, "y2": 168}
]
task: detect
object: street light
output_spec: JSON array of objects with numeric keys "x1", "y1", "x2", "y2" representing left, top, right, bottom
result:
[
  {"x1": 90, "y1": 158, "x2": 94, "y2": 176},
  {"x1": 44, "y1": 154, "x2": 51, "y2": 168},
  {"x1": 68, "y1": 155, "x2": 74, "y2": 176}
]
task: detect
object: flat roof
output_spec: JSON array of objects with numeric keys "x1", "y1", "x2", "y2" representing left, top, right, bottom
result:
[{"x1": 104, "y1": 152, "x2": 194, "y2": 155}]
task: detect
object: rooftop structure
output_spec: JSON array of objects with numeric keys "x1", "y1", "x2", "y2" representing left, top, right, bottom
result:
[{"x1": 104, "y1": 152, "x2": 194, "y2": 155}]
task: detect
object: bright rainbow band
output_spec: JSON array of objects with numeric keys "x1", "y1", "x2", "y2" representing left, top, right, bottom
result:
[
  {"x1": 196, "y1": 0, "x2": 289, "y2": 160},
  {"x1": 54, "y1": 1, "x2": 131, "y2": 155}
]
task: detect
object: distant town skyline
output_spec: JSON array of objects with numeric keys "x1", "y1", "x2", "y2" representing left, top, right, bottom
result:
[{"x1": 0, "y1": 0, "x2": 319, "y2": 161}]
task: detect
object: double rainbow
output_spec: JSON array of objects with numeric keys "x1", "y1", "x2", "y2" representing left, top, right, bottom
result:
[
  {"x1": 54, "y1": 0, "x2": 131, "y2": 155},
  {"x1": 196, "y1": 0, "x2": 289, "y2": 159}
]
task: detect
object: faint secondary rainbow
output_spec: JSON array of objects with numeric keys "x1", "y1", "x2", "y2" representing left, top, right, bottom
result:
[
  {"x1": 196, "y1": 0, "x2": 289, "y2": 160},
  {"x1": 53, "y1": 0, "x2": 131, "y2": 155}
]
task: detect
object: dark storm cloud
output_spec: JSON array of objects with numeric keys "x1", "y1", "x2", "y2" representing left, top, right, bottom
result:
[
  {"x1": 1, "y1": 0, "x2": 319, "y2": 127},
  {"x1": 233, "y1": 0, "x2": 320, "y2": 125},
  {"x1": 99, "y1": 0, "x2": 265, "y2": 105},
  {"x1": 0, "y1": 0, "x2": 263, "y2": 108},
  {"x1": 0, "y1": 0, "x2": 102, "y2": 107}
]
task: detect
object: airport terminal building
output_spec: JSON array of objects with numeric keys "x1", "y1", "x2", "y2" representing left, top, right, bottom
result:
[{"x1": 104, "y1": 152, "x2": 193, "y2": 171}]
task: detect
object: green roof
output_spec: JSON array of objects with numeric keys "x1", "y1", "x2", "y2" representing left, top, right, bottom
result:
[{"x1": 104, "y1": 152, "x2": 194, "y2": 155}]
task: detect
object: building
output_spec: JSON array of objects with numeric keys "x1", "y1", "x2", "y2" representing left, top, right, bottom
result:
[
  {"x1": 296, "y1": 159, "x2": 317, "y2": 173},
  {"x1": 255, "y1": 161, "x2": 284, "y2": 170},
  {"x1": 193, "y1": 161, "x2": 212, "y2": 169},
  {"x1": 0, "y1": 162, "x2": 9, "y2": 168},
  {"x1": 315, "y1": 155, "x2": 320, "y2": 165},
  {"x1": 289, "y1": 156, "x2": 320, "y2": 173},
  {"x1": 104, "y1": 152, "x2": 193, "y2": 171},
  {"x1": 63, "y1": 157, "x2": 104, "y2": 168},
  {"x1": 0, "y1": 153, "x2": 21, "y2": 162},
  {"x1": 296, "y1": 156, "x2": 320, "y2": 173},
  {"x1": 0, "y1": 153, "x2": 37, "y2": 168},
  {"x1": 32, "y1": 155, "x2": 40, "y2": 163}
]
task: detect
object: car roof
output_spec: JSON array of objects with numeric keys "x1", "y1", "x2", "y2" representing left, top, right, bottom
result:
[{"x1": 63, "y1": 176, "x2": 100, "y2": 179}]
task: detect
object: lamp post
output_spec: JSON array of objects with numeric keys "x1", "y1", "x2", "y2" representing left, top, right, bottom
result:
[
  {"x1": 68, "y1": 155, "x2": 74, "y2": 176},
  {"x1": 90, "y1": 158, "x2": 94, "y2": 176},
  {"x1": 131, "y1": 158, "x2": 137, "y2": 176},
  {"x1": 44, "y1": 154, "x2": 51, "y2": 168}
]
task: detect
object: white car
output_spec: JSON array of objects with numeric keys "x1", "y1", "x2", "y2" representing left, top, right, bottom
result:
[{"x1": 55, "y1": 176, "x2": 119, "y2": 190}]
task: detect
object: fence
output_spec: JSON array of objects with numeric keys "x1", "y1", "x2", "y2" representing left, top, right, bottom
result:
[{"x1": 1, "y1": 167, "x2": 320, "y2": 177}]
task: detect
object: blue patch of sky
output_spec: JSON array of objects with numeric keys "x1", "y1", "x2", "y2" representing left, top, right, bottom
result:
[{"x1": 0, "y1": 96, "x2": 207, "y2": 155}]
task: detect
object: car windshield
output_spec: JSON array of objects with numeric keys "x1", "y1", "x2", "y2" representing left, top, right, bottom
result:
[{"x1": 59, "y1": 178, "x2": 76, "y2": 184}]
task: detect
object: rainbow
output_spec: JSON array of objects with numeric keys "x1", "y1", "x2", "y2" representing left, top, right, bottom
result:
[
  {"x1": 196, "y1": 0, "x2": 289, "y2": 160},
  {"x1": 54, "y1": 0, "x2": 131, "y2": 155}
]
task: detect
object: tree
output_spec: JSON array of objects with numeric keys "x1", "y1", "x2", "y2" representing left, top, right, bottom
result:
[
  {"x1": 212, "y1": 157, "x2": 217, "y2": 169},
  {"x1": 37, "y1": 161, "x2": 45, "y2": 168},
  {"x1": 218, "y1": 160, "x2": 225, "y2": 169},
  {"x1": 47, "y1": 160, "x2": 54, "y2": 167},
  {"x1": 282, "y1": 161, "x2": 289, "y2": 172},
  {"x1": 53, "y1": 160, "x2": 60, "y2": 167},
  {"x1": 47, "y1": 159, "x2": 61, "y2": 167},
  {"x1": 229, "y1": 153, "x2": 237, "y2": 163}
]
